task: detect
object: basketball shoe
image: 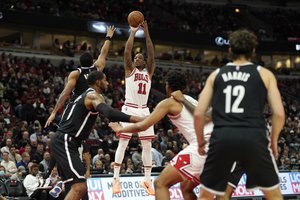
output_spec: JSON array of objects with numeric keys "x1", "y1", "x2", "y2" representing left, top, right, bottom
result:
[{"x1": 140, "y1": 179, "x2": 155, "y2": 196}]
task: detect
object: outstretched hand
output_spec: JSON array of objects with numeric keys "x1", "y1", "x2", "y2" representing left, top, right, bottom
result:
[
  {"x1": 45, "y1": 113, "x2": 55, "y2": 128},
  {"x1": 109, "y1": 122, "x2": 123, "y2": 132},
  {"x1": 171, "y1": 90, "x2": 185, "y2": 102},
  {"x1": 106, "y1": 25, "x2": 116, "y2": 38}
]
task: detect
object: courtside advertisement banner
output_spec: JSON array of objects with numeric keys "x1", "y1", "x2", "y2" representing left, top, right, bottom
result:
[{"x1": 87, "y1": 172, "x2": 300, "y2": 200}]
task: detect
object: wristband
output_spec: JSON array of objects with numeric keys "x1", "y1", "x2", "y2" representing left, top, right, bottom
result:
[{"x1": 105, "y1": 36, "x2": 112, "y2": 41}]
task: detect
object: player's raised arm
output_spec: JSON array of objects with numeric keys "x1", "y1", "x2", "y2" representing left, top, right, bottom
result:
[
  {"x1": 94, "y1": 26, "x2": 116, "y2": 71},
  {"x1": 44, "y1": 70, "x2": 79, "y2": 127},
  {"x1": 124, "y1": 26, "x2": 140, "y2": 76},
  {"x1": 141, "y1": 21, "x2": 155, "y2": 78}
]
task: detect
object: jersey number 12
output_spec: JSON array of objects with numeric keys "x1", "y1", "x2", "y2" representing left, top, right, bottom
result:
[
  {"x1": 138, "y1": 83, "x2": 147, "y2": 95},
  {"x1": 223, "y1": 85, "x2": 245, "y2": 113}
]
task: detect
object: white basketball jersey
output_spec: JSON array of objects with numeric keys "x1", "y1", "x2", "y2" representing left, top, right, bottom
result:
[
  {"x1": 168, "y1": 95, "x2": 213, "y2": 146},
  {"x1": 125, "y1": 68, "x2": 151, "y2": 107}
]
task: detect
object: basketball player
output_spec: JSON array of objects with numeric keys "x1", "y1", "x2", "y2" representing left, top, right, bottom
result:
[
  {"x1": 45, "y1": 25, "x2": 116, "y2": 128},
  {"x1": 51, "y1": 71, "x2": 142, "y2": 200},
  {"x1": 110, "y1": 70, "x2": 213, "y2": 200},
  {"x1": 112, "y1": 20, "x2": 156, "y2": 195},
  {"x1": 194, "y1": 29, "x2": 285, "y2": 200}
]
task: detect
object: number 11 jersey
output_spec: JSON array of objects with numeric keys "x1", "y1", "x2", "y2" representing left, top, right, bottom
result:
[{"x1": 124, "y1": 68, "x2": 151, "y2": 108}]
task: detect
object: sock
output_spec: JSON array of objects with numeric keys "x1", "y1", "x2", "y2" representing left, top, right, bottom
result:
[
  {"x1": 113, "y1": 165, "x2": 120, "y2": 179},
  {"x1": 114, "y1": 138, "x2": 129, "y2": 179},
  {"x1": 144, "y1": 167, "x2": 152, "y2": 182},
  {"x1": 141, "y1": 139, "x2": 152, "y2": 182}
]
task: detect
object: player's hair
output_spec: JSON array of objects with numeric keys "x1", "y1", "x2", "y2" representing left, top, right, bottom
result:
[
  {"x1": 80, "y1": 52, "x2": 94, "y2": 67},
  {"x1": 166, "y1": 70, "x2": 187, "y2": 91},
  {"x1": 87, "y1": 71, "x2": 105, "y2": 85},
  {"x1": 229, "y1": 29, "x2": 258, "y2": 60}
]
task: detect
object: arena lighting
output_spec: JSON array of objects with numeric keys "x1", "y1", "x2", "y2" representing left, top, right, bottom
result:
[
  {"x1": 91, "y1": 22, "x2": 106, "y2": 33},
  {"x1": 215, "y1": 36, "x2": 229, "y2": 46},
  {"x1": 235, "y1": 8, "x2": 240, "y2": 13},
  {"x1": 296, "y1": 44, "x2": 300, "y2": 51},
  {"x1": 87, "y1": 21, "x2": 145, "y2": 38}
]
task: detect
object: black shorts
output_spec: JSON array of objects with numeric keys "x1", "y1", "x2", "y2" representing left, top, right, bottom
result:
[
  {"x1": 51, "y1": 132, "x2": 86, "y2": 184},
  {"x1": 200, "y1": 127, "x2": 279, "y2": 195},
  {"x1": 228, "y1": 162, "x2": 244, "y2": 188}
]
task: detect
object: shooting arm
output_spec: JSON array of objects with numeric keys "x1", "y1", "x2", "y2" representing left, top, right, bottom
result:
[
  {"x1": 124, "y1": 29, "x2": 138, "y2": 75},
  {"x1": 143, "y1": 22, "x2": 155, "y2": 78}
]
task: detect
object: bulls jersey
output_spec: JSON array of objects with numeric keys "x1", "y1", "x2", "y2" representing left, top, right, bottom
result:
[
  {"x1": 168, "y1": 95, "x2": 213, "y2": 146},
  {"x1": 71, "y1": 66, "x2": 96, "y2": 101},
  {"x1": 212, "y1": 62, "x2": 267, "y2": 129},
  {"x1": 58, "y1": 88, "x2": 98, "y2": 140},
  {"x1": 124, "y1": 68, "x2": 151, "y2": 107}
]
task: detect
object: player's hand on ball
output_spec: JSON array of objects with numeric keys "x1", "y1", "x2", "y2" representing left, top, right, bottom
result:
[
  {"x1": 109, "y1": 122, "x2": 122, "y2": 132},
  {"x1": 140, "y1": 20, "x2": 149, "y2": 34},
  {"x1": 130, "y1": 25, "x2": 140, "y2": 33}
]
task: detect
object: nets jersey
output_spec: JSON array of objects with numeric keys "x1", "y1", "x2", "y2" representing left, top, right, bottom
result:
[
  {"x1": 71, "y1": 66, "x2": 96, "y2": 102},
  {"x1": 168, "y1": 95, "x2": 213, "y2": 146},
  {"x1": 212, "y1": 62, "x2": 267, "y2": 129},
  {"x1": 58, "y1": 88, "x2": 98, "y2": 140},
  {"x1": 125, "y1": 68, "x2": 151, "y2": 107}
]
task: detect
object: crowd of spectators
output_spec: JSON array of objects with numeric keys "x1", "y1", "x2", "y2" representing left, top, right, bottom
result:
[
  {"x1": 0, "y1": 52, "x2": 299, "y2": 197},
  {"x1": 1, "y1": 0, "x2": 300, "y2": 41}
]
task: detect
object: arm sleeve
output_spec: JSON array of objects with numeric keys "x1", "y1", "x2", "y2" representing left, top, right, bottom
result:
[{"x1": 96, "y1": 103, "x2": 131, "y2": 122}]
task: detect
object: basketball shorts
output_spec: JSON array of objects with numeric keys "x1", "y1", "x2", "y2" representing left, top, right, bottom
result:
[
  {"x1": 228, "y1": 162, "x2": 245, "y2": 188},
  {"x1": 200, "y1": 127, "x2": 280, "y2": 195},
  {"x1": 120, "y1": 105, "x2": 155, "y2": 140},
  {"x1": 51, "y1": 132, "x2": 86, "y2": 184},
  {"x1": 170, "y1": 145, "x2": 206, "y2": 185}
]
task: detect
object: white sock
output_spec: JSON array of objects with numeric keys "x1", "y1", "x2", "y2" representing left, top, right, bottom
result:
[
  {"x1": 141, "y1": 140, "x2": 152, "y2": 182},
  {"x1": 114, "y1": 138, "x2": 129, "y2": 179},
  {"x1": 113, "y1": 165, "x2": 120, "y2": 179},
  {"x1": 144, "y1": 166, "x2": 152, "y2": 182}
]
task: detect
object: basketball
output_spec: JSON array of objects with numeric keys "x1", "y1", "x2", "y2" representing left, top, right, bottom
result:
[{"x1": 127, "y1": 11, "x2": 144, "y2": 27}]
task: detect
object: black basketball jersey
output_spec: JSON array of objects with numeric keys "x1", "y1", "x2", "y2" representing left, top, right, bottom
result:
[
  {"x1": 58, "y1": 88, "x2": 98, "y2": 140},
  {"x1": 212, "y1": 62, "x2": 267, "y2": 129},
  {"x1": 71, "y1": 66, "x2": 96, "y2": 101}
]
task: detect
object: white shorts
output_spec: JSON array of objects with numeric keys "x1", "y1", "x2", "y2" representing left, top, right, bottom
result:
[
  {"x1": 170, "y1": 145, "x2": 206, "y2": 184},
  {"x1": 119, "y1": 105, "x2": 155, "y2": 140}
]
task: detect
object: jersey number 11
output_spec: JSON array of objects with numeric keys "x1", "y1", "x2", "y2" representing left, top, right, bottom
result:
[{"x1": 138, "y1": 83, "x2": 146, "y2": 95}]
